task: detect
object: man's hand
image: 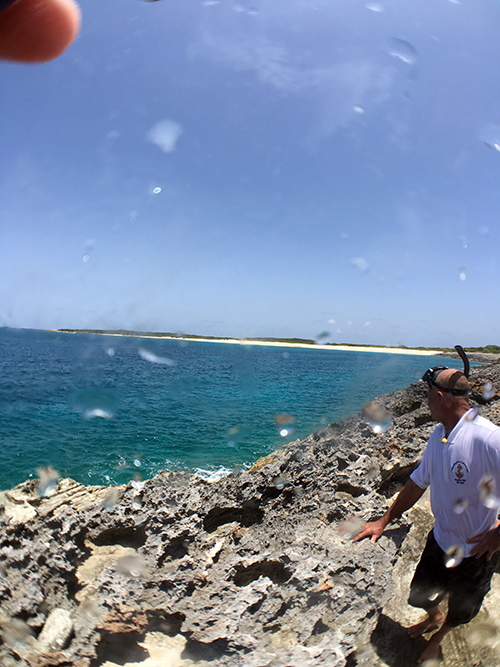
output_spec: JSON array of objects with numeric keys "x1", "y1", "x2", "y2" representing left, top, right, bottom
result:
[
  {"x1": 352, "y1": 518, "x2": 387, "y2": 544},
  {"x1": 352, "y1": 480, "x2": 424, "y2": 545},
  {"x1": 0, "y1": 0, "x2": 80, "y2": 63},
  {"x1": 467, "y1": 526, "x2": 500, "y2": 561}
]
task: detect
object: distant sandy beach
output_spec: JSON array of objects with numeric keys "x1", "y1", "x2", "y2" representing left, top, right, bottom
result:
[
  {"x1": 162, "y1": 338, "x2": 442, "y2": 355},
  {"x1": 51, "y1": 330, "x2": 442, "y2": 356}
]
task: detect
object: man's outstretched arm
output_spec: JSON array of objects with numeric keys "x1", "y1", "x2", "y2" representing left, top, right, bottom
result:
[{"x1": 353, "y1": 478, "x2": 426, "y2": 544}]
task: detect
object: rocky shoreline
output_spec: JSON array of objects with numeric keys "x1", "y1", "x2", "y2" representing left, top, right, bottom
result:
[{"x1": 1, "y1": 365, "x2": 500, "y2": 666}]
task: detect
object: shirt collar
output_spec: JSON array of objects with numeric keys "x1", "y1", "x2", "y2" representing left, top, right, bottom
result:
[{"x1": 442, "y1": 408, "x2": 478, "y2": 443}]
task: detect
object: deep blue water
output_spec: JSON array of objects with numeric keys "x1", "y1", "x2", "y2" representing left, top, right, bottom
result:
[{"x1": 0, "y1": 328, "x2": 463, "y2": 490}]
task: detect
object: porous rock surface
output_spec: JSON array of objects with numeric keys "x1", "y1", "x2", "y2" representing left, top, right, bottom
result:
[{"x1": 1, "y1": 364, "x2": 500, "y2": 667}]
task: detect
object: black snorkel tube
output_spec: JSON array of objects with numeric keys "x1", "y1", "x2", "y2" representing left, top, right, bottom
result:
[{"x1": 454, "y1": 344, "x2": 470, "y2": 378}]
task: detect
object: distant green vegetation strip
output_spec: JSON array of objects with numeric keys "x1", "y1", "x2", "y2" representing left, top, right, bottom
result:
[{"x1": 440, "y1": 345, "x2": 500, "y2": 354}]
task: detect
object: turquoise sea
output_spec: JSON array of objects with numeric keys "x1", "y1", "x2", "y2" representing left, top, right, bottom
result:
[{"x1": 0, "y1": 328, "x2": 463, "y2": 491}]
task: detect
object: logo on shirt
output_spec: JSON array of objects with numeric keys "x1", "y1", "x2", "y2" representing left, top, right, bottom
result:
[{"x1": 451, "y1": 461, "x2": 469, "y2": 485}]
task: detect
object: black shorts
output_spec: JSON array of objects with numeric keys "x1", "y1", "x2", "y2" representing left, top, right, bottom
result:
[{"x1": 408, "y1": 530, "x2": 498, "y2": 627}]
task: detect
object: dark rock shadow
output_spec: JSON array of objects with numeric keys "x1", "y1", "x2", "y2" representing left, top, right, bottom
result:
[
  {"x1": 181, "y1": 638, "x2": 229, "y2": 662},
  {"x1": 370, "y1": 613, "x2": 429, "y2": 667},
  {"x1": 383, "y1": 526, "x2": 410, "y2": 550},
  {"x1": 233, "y1": 560, "x2": 291, "y2": 587},
  {"x1": 92, "y1": 631, "x2": 148, "y2": 666}
]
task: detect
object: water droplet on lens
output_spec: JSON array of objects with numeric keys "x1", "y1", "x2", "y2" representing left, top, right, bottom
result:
[
  {"x1": 459, "y1": 267, "x2": 467, "y2": 281},
  {"x1": 102, "y1": 488, "x2": 120, "y2": 509},
  {"x1": 152, "y1": 186, "x2": 162, "y2": 194},
  {"x1": 362, "y1": 401, "x2": 392, "y2": 433},
  {"x1": 147, "y1": 119, "x2": 183, "y2": 153},
  {"x1": 117, "y1": 457, "x2": 127, "y2": 470},
  {"x1": 71, "y1": 388, "x2": 119, "y2": 420},
  {"x1": 479, "y1": 123, "x2": 500, "y2": 151},
  {"x1": 337, "y1": 517, "x2": 364, "y2": 540},
  {"x1": 1, "y1": 618, "x2": 35, "y2": 648},
  {"x1": 106, "y1": 347, "x2": 115, "y2": 357},
  {"x1": 445, "y1": 544, "x2": 464, "y2": 568},
  {"x1": 79, "y1": 595, "x2": 101, "y2": 619},
  {"x1": 355, "y1": 645, "x2": 378, "y2": 666},
  {"x1": 353, "y1": 104, "x2": 365, "y2": 114},
  {"x1": 479, "y1": 474, "x2": 500, "y2": 509},
  {"x1": 482, "y1": 381, "x2": 495, "y2": 400},
  {"x1": 131, "y1": 478, "x2": 144, "y2": 492},
  {"x1": 115, "y1": 553, "x2": 148, "y2": 578},
  {"x1": 227, "y1": 426, "x2": 240, "y2": 441},
  {"x1": 315, "y1": 331, "x2": 330, "y2": 344},
  {"x1": 465, "y1": 406, "x2": 479, "y2": 421},
  {"x1": 388, "y1": 38, "x2": 417, "y2": 65},
  {"x1": 468, "y1": 622, "x2": 499, "y2": 648},
  {"x1": 233, "y1": 0, "x2": 258, "y2": 13},
  {"x1": 226, "y1": 425, "x2": 250, "y2": 447},
  {"x1": 82, "y1": 255, "x2": 90, "y2": 263},
  {"x1": 273, "y1": 475, "x2": 290, "y2": 490},
  {"x1": 138, "y1": 347, "x2": 175, "y2": 366},
  {"x1": 36, "y1": 466, "x2": 60, "y2": 498},
  {"x1": 453, "y1": 498, "x2": 469, "y2": 514},
  {"x1": 275, "y1": 413, "x2": 296, "y2": 437},
  {"x1": 351, "y1": 256, "x2": 369, "y2": 273}
]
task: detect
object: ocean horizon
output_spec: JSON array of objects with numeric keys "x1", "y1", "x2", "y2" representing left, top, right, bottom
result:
[{"x1": 0, "y1": 327, "x2": 463, "y2": 491}]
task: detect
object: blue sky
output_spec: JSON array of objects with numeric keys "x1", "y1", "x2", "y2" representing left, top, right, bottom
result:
[{"x1": 1, "y1": 0, "x2": 499, "y2": 347}]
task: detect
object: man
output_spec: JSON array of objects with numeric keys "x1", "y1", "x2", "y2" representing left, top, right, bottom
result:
[{"x1": 354, "y1": 365, "x2": 500, "y2": 664}]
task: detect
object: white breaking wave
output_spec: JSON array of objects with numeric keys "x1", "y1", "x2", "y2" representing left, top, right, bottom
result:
[{"x1": 194, "y1": 466, "x2": 234, "y2": 482}]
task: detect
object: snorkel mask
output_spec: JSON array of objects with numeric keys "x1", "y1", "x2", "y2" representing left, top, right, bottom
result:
[{"x1": 421, "y1": 345, "x2": 470, "y2": 396}]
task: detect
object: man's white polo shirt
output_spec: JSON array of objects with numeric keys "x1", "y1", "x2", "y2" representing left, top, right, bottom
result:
[{"x1": 410, "y1": 408, "x2": 500, "y2": 557}]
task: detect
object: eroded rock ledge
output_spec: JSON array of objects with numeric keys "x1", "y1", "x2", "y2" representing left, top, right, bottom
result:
[{"x1": 1, "y1": 365, "x2": 500, "y2": 667}]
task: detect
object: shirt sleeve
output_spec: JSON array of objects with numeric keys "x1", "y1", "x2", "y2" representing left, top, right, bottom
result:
[{"x1": 410, "y1": 441, "x2": 432, "y2": 490}]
